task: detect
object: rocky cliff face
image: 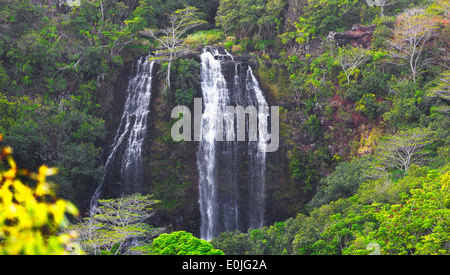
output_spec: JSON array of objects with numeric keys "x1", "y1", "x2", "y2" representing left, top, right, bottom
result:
[
  {"x1": 145, "y1": 48, "x2": 291, "y2": 237},
  {"x1": 93, "y1": 49, "x2": 297, "y2": 237},
  {"x1": 328, "y1": 24, "x2": 376, "y2": 49}
]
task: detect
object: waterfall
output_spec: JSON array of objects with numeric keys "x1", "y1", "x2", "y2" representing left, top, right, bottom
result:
[
  {"x1": 90, "y1": 57, "x2": 154, "y2": 211},
  {"x1": 246, "y1": 66, "x2": 268, "y2": 230},
  {"x1": 197, "y1": 48, "x2": 230, "y2": 240},
  {"x1": 197, "y1": 48, "x2": 268, "y2": 240}
]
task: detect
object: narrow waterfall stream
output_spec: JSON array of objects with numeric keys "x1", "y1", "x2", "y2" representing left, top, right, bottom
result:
[
  {"x1": 90, "y1": 57, "x2": 154, "y2": 211},
  {"x1": 246, "y1": 66, "x2": 268, "y2": 230},
  {"x1": 198, "y1": 48, "x2": 268, "y2": 240},
  {"x1": 197, "y1": 48, "x2": 230, "y2": 240}
]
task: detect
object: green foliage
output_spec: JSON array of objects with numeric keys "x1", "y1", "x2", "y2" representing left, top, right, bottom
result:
[
  {"x1": 127, "y1": 0, "x2": 177, "y2": 30},
  {"x1": 70, "y1": 80, "x2": 101, "y2": 115},
  {"x1": 302, "y1": 209, "x2": 377, "y2": 255},
  {"x1": 171, "y1": 59, "x2": 201, "y2": 106},
  {"x1": 383, "y1": 79, "x2": 433, "y2": 129},
  {"x1": 371, "y1": 16, "x2": 395, "y2": 49},
  {"x1": 0, "y1": 0, "x2": 45, "y2": 28},
  {"x1": 0, "y1": 62, "x2": 9, "y2": 92},
  {"x1": 219, "y1": 163, "x2": 450, "y2": 255},
  {"x1": 149, "y1": 231, "x2": 224, "y2": 255},
  {"x1": 308, "y1": 155, "x2": 372, "y2": 209},
  {"x1": 77, "y1": 47, "x2": 109, "y2": 78},
  {"x1": 289, "y1": 147, "x2": 320, "y2": 192},
  {"x1": 342, "y1": 58, "x2": 391, "y2": 103},
  {"x1": 0, "y1": 0, "x2": 449, "y2": 257},
  {"x1": 282, "y1": 0, "x2": 377, "y2": 47},
  {"x1": 304, "y1": 114, "x2": 322, "y2": 139},
  {"x1": 216, "y1": 0, "x2": 285, "y2": 39},
  {"x1": 289, "y1": 144, "x2": 332, "y2": 197},
  {"x1": 210, "y1": 230, "x2": 254, "y2": 255},
  {"x1": 212, "y1": 220, "x2": 300, "y2": 255},
  {"x1": 374, "y1": 127, "x2": 436, "y2": 175},
  {"x1": 0, "y1": 95, "x2": 105, "y2": 201},
  {"x1": 141, "y1": 6, "x2": 206, "y2": 102},
  {"x1": 283, "y1": 50, "x2": 335, "y2": 109},
  {"x1": 70, "y1": 193, "x2": 164, "y2": 255},
  {"x1": 334, "y1": 45, "x2": 371, "y2": 84},
  {"x1": 388, "y1": 7, "x2": 441, "y2": 84},
  {"x1": 68, "y1": 0, "x2": 139, "y2": 59},
  {"x1": 0, "y1": 0, "x2": 139, "y2": 96},
  {"x1": 184, "y1": 29, "x2": 225, "y2": 49},
  {"x1": 0, "y1": 5, "x2": 66, "y2": 94},
  {"x1": 140, "y1": 6, "x2": 208, "y2": 53},
  {"x1": 345, "y1": 167, "x2": 450, "y2": 255},
  {"x1": 427, "y1": 70, "x2": 450, "y2": 114},
  {"x1": 158, "y1": 58, "x2": 201, "y2": 107},
  {"x1": 130, "y1": 0, "x2": 219, "y2": 29},
  {"x1": 355, "y1": 93, "x2": 381, "y2": 119}
]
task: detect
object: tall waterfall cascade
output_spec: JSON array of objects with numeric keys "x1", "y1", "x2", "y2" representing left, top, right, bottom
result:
[
  {"x1": 197, "y1": 48, "x2": 268, "y2": 240},
  {"x1": 90, "y1": 57, "x2": 154, "y2": 211}
]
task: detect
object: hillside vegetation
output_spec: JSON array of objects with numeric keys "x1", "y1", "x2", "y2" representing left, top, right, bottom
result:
[{"x1": 0, "y1": 0, "x2": 449, "y2": 255}]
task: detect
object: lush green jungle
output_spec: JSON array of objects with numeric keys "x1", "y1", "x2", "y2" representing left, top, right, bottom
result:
[{"x1": 0, "y1": 0, "x2": 449, "y2": 255}]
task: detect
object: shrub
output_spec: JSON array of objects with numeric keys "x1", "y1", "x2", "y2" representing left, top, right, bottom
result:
[
  {"x1": 184, "y1": 29, "x2": 225, "y2": 49},
  {"x1": 371, "y1": 16, "x2": 395, "y2": 49},
  {"x1": 149, "y1": 231, "x2": 224, "y2": 255},
  {"x1": 308, "y1": 155, "x2": 372, "y2": 209},
  {"x1": 355, "y1": 93, "x2": 380, "y2": 119}
]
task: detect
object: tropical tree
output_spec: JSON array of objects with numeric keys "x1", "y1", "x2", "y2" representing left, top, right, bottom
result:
[
  {"x1": 365, "y1": 0, "x2": 393, "y2": 17},
  {"x1": 335, "y1": 45, "x2": 371, "y2": 84},
  {"x1": 63, "y1": 0, "x2": 142, "y2": 79},
  {"x1": 283, "y1": 0, "x2": 363, "y2": 46},
  {"x1": 348, "y1": 168, "x2": 450, "y2": 255},
  {"x1": 140, "y1": 6, "x2": 207, "y2": 99},
  {"x1": 256, "y1": 0, "x2": 286, "y2": 37},
  {"x1": 389, "y1": 8, "x2": 439, "y2": 83},
  {"x1": 70, "y1": 193, "x2": 165, "y2": 255},
  {"x1": 68, "y1": 0, "x2": 139, "y2": 58},
  {"x1": 375, "y1": 127, "x2": 435, "y2": 175},
  {"x1": 428, "y1": 70, "x2": 450, "y2": 114},
  {"x1": 215, "y1": 0, "x2": 285, "y2": 39},
  {"x1": 308, "y1": 155, "x2": 372, "y2": 209},
  {"x1": 215, "y1": 0, "x2": 256, "y2": 39}
]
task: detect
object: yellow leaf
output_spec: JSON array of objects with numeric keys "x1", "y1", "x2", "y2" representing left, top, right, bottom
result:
[
  {"x1": 65, "y1": 201, "x2": 79, "y2": 217},
  {"x1": 35, "y1": 181, "x2": 50, "y2": 197},
  {"x1": 0, "y1": 149, "x2": 79, "y2": 255}
]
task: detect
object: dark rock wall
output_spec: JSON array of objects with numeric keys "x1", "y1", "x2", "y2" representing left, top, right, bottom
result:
[{"x1": 93, "y1": 50, "x2": 294, "y2": 237}]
